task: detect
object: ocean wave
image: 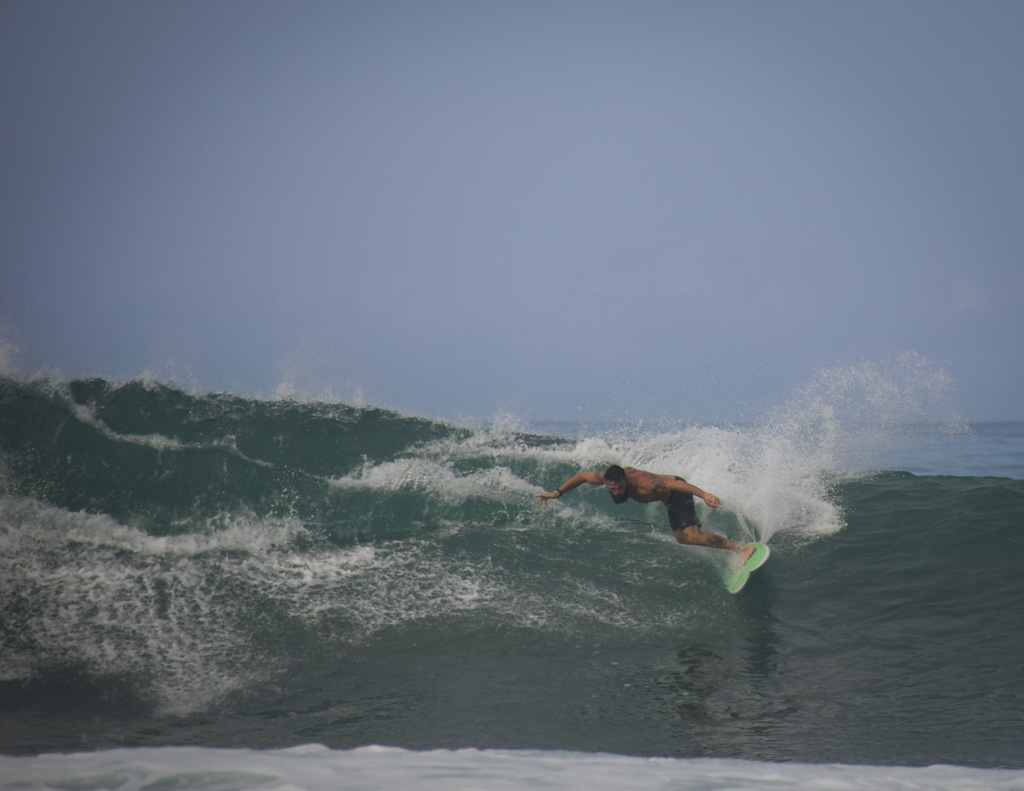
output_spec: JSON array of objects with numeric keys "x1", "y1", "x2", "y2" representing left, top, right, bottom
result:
[{"x1": 3, "y1": 371, "x2": 1022, "y2": 765}]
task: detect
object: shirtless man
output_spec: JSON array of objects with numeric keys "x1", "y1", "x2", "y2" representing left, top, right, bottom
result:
[{"x1": 536, "y1": 464, "x2": 756, "y2": 563}]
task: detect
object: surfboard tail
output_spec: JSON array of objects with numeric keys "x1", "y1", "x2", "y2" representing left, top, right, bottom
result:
[{"x1": 722, "y1": 542, "x2": 770, "y2": 594}]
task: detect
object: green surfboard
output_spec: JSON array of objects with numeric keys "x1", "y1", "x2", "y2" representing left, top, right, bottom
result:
[{"x1": 721, "y1": 542, "x2": 770, "y2": 594}]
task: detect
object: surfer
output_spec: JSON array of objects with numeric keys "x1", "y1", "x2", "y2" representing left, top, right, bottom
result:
[{"x1": 536, "y1": 465, "x2": 756, "y2": 563}]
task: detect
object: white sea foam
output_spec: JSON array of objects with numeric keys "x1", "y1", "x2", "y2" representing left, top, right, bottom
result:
[
  {"x1": 0, "y1": 497, "x2": 313, "y2": 711},
  {"x1": 0, "y1": 491, "x2": 567, "y2": 712},
  {"x1": 0, "y1": 484, "x2": 675, "y2": 715},
  {"x1": 1, "y1": 745, "x2": 1021, "y2": 791}
]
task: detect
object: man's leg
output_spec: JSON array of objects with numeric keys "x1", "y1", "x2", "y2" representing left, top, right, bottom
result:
[{"x1": 674, "y1": 525, "x2": 754, "y2": 562}]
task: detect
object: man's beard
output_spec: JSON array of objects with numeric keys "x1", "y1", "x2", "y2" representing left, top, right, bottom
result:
[{"x1": 609, "y1": 490, "x2": 629, "y2": 505}]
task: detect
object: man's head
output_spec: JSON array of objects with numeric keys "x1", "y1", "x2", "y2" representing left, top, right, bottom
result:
[{"x1": 604, "y1": 464, "x2": 629, "y2": 504}]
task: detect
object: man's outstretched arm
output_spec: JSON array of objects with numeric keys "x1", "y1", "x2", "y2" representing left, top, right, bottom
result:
[
  {"x1": 535, "y1": 470, "x2": 604, "y2": 504},
  {"x1": 664, "y1": 477, "x2": 721, "y2": 508}
]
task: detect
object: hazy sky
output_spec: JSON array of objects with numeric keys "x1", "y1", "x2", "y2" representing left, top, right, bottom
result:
[{"x1": 3, "y1": 1, "x2": 1022, "y2": 422}]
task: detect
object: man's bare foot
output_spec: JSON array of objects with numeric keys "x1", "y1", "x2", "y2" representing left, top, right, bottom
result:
[{"x1": 737, "y1": 543, "x2": 755, "y2": 564}]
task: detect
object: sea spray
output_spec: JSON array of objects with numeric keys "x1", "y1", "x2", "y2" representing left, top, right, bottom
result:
[
  {"x1": 616, "y1": 352, "x2": 971, "y2": 545},
  {"x1": 764, "y1": 351, "x2": 970, "y2": 471}
]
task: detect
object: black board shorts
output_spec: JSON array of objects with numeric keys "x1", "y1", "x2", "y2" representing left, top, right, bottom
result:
[{"x1": 666, "y1": 477, "x2": 701, "y2": 531}]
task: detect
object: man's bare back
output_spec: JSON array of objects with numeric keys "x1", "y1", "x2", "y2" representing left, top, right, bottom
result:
[{"x1": 611, "y1": 467, "x2": 718, "y2": 504}]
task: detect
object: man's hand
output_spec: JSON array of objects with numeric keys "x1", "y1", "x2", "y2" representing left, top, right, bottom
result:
[
  {"x1": 701, "y1": 492, "x2": 722, "y2": 508},
  {"x1": 535, "y1": 491, "x2": 560, "y2": 505}
]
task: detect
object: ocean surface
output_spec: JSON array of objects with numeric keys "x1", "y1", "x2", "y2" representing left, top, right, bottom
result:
[{"x1": 2, "y1": 373, "x2": 1023, "y2": 789}]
